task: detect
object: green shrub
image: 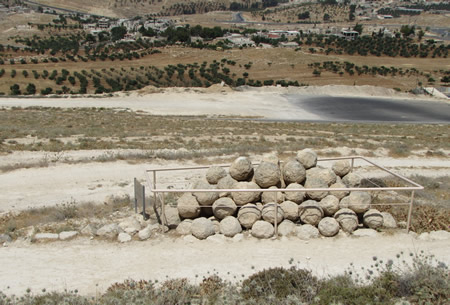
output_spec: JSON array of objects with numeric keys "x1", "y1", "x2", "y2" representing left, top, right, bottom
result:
[
  {"x1": 241, "y1": 266, "x2": 319, "y2": 302},
  {"x1": 396, "y1": 253, "x2": 450, "y2": 304}
]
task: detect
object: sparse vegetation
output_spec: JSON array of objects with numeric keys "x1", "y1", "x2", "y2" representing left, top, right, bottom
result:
[
  {"x1": 0, "y1": 253, "x2": 447, "y2": 304},
  {"x1": 0, "y1": 108, "x2": 448, "y2": 157}
]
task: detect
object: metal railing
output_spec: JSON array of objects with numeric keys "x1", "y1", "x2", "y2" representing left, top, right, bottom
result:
[{"x1": 144, "y1": 156, "x2": 424, "y2": 235}]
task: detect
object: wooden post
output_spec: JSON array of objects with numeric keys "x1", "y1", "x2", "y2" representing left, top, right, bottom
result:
[{"x1": 134, "y1": 178, "x2": 145, "y2": 215}]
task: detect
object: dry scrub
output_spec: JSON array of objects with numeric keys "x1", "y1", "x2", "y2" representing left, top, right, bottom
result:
[{"x1": 0, "y1": 107, "x2": 448, "y2": 166}]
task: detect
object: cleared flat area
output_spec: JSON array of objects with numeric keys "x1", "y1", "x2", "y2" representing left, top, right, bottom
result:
[
  {"x1": 0, "y1": 86, "x2": 448, "y2": 122},
  {"x1": 1, "y1": 234, "x2": 449, "y2": 296},
  {"x1": 287, "y1": 95, "x2": 450, "y2": 123}
]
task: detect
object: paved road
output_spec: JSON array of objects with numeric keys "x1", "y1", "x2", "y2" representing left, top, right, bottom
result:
[
  {"x1": 231, "y1": 12, "x2": 245, "y2": 23},
  {"x1": 286, "y1": 95, "x2": 450, "y2": 123}
]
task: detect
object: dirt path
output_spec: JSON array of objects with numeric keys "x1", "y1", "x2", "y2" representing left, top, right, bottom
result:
[
  {"x1": 0, "y1": 86, "x2": 444, "y2": 121},
  {"x1": 1, "y1": 233, "x2": 449, "y2": 296},
  {"x1": 0, "y1": 153, "x2": 449, "y2": 212}
]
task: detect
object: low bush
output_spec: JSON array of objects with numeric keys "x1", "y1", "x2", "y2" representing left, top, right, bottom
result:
[
  {"x1": 241, "y1": 266, "x2": 319, "y2": 303},
  {"x1": 0, "y1": 253, "x2": 448, "y2": 304}
]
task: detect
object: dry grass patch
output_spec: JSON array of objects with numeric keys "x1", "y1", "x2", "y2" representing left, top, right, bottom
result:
[
  {"x1": 0, "y1": 198, "x2": 131, "y2": 239},
  {"x1": 0, "y1": 107, "x2": 448, "y2": 161},
  {"x1": 376, "y1": 175, "x2": 450, "y2": 233}
]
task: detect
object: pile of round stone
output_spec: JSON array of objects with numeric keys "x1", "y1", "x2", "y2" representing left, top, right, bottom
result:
[{"x1": 168, "y1": 149, "x2": 395, "y2": 240}]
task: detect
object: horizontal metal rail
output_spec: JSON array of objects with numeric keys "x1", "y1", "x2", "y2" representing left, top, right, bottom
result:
[
  {"x1": 145, "y1": 156, "x2": 424, "y2": 193},
  {"x1": 143, "y1": 156, "x2": 424, "y2": 233}
]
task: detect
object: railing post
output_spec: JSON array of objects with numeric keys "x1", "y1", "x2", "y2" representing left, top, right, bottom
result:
[
  {"x1": 134, "y1": 178, "x2": 138, "y2": 213},
  {"x1": 142, "y1": 183, "x2": 146, "y2": 217},
  {"x1": 350, "y1": 157, "x2": 354, "y2": 172},
  {"x1": 274, "y1": 203, "x2": 278, "y2": 238},
  {"x1": 161, "y1": 192, "x2": 166, "y2": 231},
  {"x1": 152, "y1": 170, "x2": 157, "y2": 207}
]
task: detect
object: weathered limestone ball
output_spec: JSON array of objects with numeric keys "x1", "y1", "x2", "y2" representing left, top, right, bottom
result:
[
  {"x1": 278, "y1": 219, "x2": 296, "y2": 236},
  {"x1": 304, "y1": 176, "x2": 328, "y2": 200},
  {"x1": 339, "y1": 191, "x2": 371, "y2": 214},
  {"x1": 164, "y1": 206, "x2": 181, "y2": 229},
  {"x1": 191, "y1": 217, "x2": 215, "y2": 240},
  {"x1": 193, "y1": 180, "x2": 219, "y2": 206},
  {"x1": 231, "y1": 181, "x2": 261, "y2": 206},
  {"x1": 296, "y1": 148, "x2": 317, "y2": 169},
  {"x1": 381, "y1": 212, "x2": 397, "y2": 228},
  {"x1": 216, "y1": 175, "x2": 237, "y2": 197},
  {"x1": 318, "y1": 217, "x2": 340, "y2": 237},
  {"x1": 212, "y1": 197, "x2": 237, "y2": 220},
  {"x1": 209, "y1": 216, "x2": 220, "y2": 233},
  {"x1": 177, "y1": 193, "x2": 201, "y2": 219},
  {"x1": 280, "y1": 200, "x2": 300, "y2": 222},
  {"x1": 298, "y1": 200, "x2": 324, "y2": 226},
  {"x1": 342, "y1": 172, "x2": 362, "y2": 188},
  {"x1": 261, "y1": 186, "x2": 285, "y2": 204},
  {"x1": 363, "y1": 209, "x2": 383, "y2": 229},
  {"x1": 284, "y1": 183, "x2": 306, "y2": 204},
  {"x1": 206, "y1": 166, "x2": 227, "y2": 185},
  {"x1": 307, "y1": 167, "x2": 337, "y2": 186},
  {"x1": 282, "y1": 160, "x2": 306, "y2": 185},
  {"x1": 237, "y1": 203, "x2": 261, "y2": 229},
  {"x1": 229, "y1": 156, "x2": 253, "y2": 181},
  {"x1": 176, "y1": 219, "x2": 193, "y2": 235},
  {"x1": 219, "y1": 216, "x2": 242, "y2": 237},
  {"x1": 296, "y1": 224, "x2": 320, "y2": 240},
  {"x1": 262, "y1": 152, "x2": 280, "y2": 165},
  {"x1": 261, "y1": 203, "x2": 284, "y2": 224},
  {"x1": 251, "y1": 220, "x2": 274, "y2": 239},
  {"x1": 254, "y1": 162, "x2": 281, "y2": 188},
  {"x1": 332, "y1": 160, "x2": 351, "y2": 177},
  {"x1": 319, "y1": 195, "x2": 340, "y2": 216},
  {"x1": 329, "y1": 182, "x2": 350, "y2": 200},
  {"x1": 334, "y1": 208, "x2": 359, "y2": 233}
]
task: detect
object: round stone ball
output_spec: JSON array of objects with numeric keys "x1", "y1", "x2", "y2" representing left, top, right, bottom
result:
[
  {"x1": 296, "y1": 148, "x2": 317, "y2": 169},
  {"x1": 332, "y1": 160, "x2": 351, "y2": 177},
  {"x1": 237, "y1": 203, "x2": 261, "y2": 229},
  {"x1": 251, "y1": 220, "x2": 274, "y2": 239},
  {"x1": 261, "y1": 203, "x2": 284, "y2": 225},
  {"x1": 231, "y1": 181, "x2": 261, "y2": 206},
  {"x1": 254, "y1": 162, "x2": 281, "y2": 188},
  {"x1": 212, "y1": 197, "x2": 237, "y2": 220},
  {"x1": 206, "y1": 166, "x2": 227, "y2": 185},
  {"x1": 229, "y1": 156, "x2": 253, "y2": 181},
  {"x1": 284, "y1": 183, "x2": 306, "y2": 204},
  {"x1": 219, "y1": 216, "x2": 242, "y2": 237},
  {"x1": 177, "y1": 193, "x2": 201, "y2": 219},
  {"x1": 363, "y1": 209, "x2": 383, "y2": 229},
  {"x1": 282, "y1": 160, "x2": 306, "y2": 185},
  {"x1": 298, "y1": 200, "x2": 324, "y2": 226},
  {"x1": 339, "y1": 191, "x2": 371, "y2": 214},
  {"x1": 334, "y1": 208, "x2": 359, "y2": 233},
  {"x1": 318, "y1": 217, "x2": 340, "y2": 237}
]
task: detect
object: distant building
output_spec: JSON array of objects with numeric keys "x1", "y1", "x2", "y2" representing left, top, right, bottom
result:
[
  {"x1": 397, "y1": 7, "x2": 423, "y2": 13},
  {"x1": 97, "y1": 18, "x2": 110, "y2": 29},
  {"x1": 341, "y1": 30, "x2": 359, "y2": 40},
  {"x1": 224, "y1": 33, "x2": 255, "y2": 47},
  {"x1": 280, "y1": 41, "x2": 299, "y2": 48},
  {"x1": 42, "y1": 8, "x2": 56, "y2": 14}
]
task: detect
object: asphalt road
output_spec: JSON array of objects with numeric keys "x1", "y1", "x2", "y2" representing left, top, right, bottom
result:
[{"x1": 286, "y1": 95, "x2": 450, "y2": 123}]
